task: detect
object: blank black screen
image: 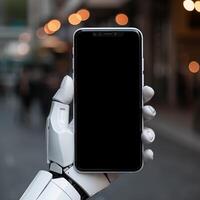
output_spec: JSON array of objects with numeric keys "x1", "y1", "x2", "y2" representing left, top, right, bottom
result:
[{"x1": 74, "y1": 29, "x2": 142, "y2": 172}]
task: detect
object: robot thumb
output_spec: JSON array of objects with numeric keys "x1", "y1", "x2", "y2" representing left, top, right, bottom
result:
[{"x1": 53, "y1": 75, "x2": 74, "y2": 105}]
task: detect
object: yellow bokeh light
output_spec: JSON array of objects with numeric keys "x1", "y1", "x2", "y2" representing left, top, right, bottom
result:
[
  {"x1": 194, "y1": 1, "x2": 200, "y2": 12},
  {"x1": 77, "y1": 9, "x2": 90, "y2": 21},
  {"x1": 68, "y1": 13, "x2": 82, "y2": 25},
  {"x1": 115, "y1": 13, "x2": 129, "y2": 26},
  {"x1": 47, "y1": 19, "x2": 61, "y2": 32},
  {"x1": 183, "y1": 0, "x2": 195, "y2": 11},
  {"x1": 188, "y1": 61, "x2": 200, "y2": 73}
]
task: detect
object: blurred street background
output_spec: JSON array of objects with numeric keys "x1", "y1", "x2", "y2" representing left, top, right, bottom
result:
[{"x1": 0, "y1": 0, "x2": 200, "y2": 199}]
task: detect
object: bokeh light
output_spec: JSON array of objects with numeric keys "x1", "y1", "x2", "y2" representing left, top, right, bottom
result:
[
  {"x1": 47, "y1": 19, "x2": 61, "y2": 32},
  {"x1": 183, "y1": 0, "x2": 195, "y2": 11},
  {"x1": 44, "y1": 24, "x2": 54, "y2": 35},
  {"x1": 115, "y1": 13, "x2": 129, "y2": 26},
  {"x1": 68, "y1": 13, "x2": 82, "y2": 25},
  {"x1": 194, "y1": 1, "x2": 200, "y2": 12},
  {"x1": 19, "y1": 32, "x2": 32, "y2": 42},
  {"x1": 77, "y1": 9, "x2": 90, "y2": 21},
  {"x1": 17, "y1": 42, "x2": 30, "y2": 56},
  {"x1": 188, "y1": 61, "x2": 200, "y2": 73}
]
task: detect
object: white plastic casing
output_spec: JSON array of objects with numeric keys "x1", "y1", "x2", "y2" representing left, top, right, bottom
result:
[
  {"x1": 20, "y1": 171, "x2": 80, "y2": 200},
  {"x1": 53, "y1": 76, "x2": 74, "y2": 105},
  {"x1": 64, "y1": 166, "x2": 110, "y2": 196},
  {"x1": 46, "y1": 101, "x2": 74, "y2": 167}
]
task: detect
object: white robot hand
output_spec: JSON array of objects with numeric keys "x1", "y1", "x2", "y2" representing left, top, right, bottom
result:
[
  {"x1": 20, "y1": 75, "x2": 156, "y2": 200},
  {"x1": 48, "y1": 75, "x2": 155, "y2": 192}
]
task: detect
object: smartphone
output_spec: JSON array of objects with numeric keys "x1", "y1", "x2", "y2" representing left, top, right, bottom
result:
[{"x1": 74, "y1": 28, "x2": 143, "y2": 172}]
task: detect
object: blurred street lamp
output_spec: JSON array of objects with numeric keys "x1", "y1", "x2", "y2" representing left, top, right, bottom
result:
[
  {"x1": 188, "y1": 61, "x2": 200, "y2": 73},
  {"x1": 77, "y1": 9, "x2": 90, "y2": 21},
  {"x1": 194, "y1": 1, "x2": 200, "y2": 12},
  {"x1": 47, "y1": 19, "x2": 61, "y2": 32},
  {"x1": 115, "y1": 13, "x2": 129, "y2": 26},
  {"x1": 183, "y1": 0, "x2": 195, "y2": 11},
  {"x1": 68, "y1": 13, "x2": 82, "y2": 25},
  {"x1": 43, "y1": 19, "x2": 61, "y2": 35}
]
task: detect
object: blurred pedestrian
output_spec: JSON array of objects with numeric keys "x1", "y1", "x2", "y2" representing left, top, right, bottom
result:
[{"x1": 16, "y1": 66, "x2": 32, "y2": 124}]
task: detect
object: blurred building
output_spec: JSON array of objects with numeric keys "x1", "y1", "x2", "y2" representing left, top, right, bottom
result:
[
  {"x1": 0, "y1": 0, "x2": 199, "y2": 106},
  {"x1": 0, "y1": 0, "x2": 51, "y2": 88}
]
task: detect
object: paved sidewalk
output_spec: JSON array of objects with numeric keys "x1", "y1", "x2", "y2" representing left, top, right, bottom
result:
[
  {"x1": 0, "y1": 94, "x2": 47, "y2": 200},
  {"x1": 150, "y1": 106, "x2": 200, "y2": 152}
]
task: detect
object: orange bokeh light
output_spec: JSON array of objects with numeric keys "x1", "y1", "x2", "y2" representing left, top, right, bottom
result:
[
  {"x1": 115, "y1": 13, "x2": 129, "y2": 26},
  {"x1": 68, "y1": 13, "x2": 82, "y2": 25},
  {"x1": 77, "y1": 9, "x2": 90, "y2": 21},
  {"x1": 44, "y1": 24, "x2": 54, "y2": 35},
  {"x1": 188, "y1": 61, "x2": 200, "y2": 73},
  {"x1": 47, "y1": 19, "x2": 61, "y2": 32}
]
